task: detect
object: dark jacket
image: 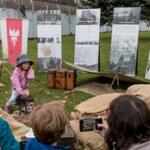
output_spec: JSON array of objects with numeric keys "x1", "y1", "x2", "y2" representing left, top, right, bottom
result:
[
  {"x1": 25, "y1": 138, "x2": 67, "y2": 150},
  {"x1": 0, "y1": 118, "x2": 20, "y2": 150}
]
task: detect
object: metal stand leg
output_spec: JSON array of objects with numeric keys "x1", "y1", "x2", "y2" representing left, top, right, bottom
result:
[{"x1": 110, "y1": 73, "x2": 120, "y2": 89}]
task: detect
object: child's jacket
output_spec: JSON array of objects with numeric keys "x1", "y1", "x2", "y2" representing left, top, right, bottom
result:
[
  {"x1": 25, "y1": 138, "x2": 67, "y2": 150},
  {"x1": 11, "y1": 67, "x2": 35, "y2": 94}
]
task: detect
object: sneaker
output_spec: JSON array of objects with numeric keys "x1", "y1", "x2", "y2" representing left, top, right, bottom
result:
[{"x1": 4, "y1": 106, "x2": 11, "y2": 113}]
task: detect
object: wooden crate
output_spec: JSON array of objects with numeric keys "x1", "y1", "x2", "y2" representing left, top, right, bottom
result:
[
  {"x1": 48, "y1": 69, "x2": 56, "y2": 88},
  {"x1": 55, "y1": 69, "x2": 67, "y2": 89},
  {"x1": 66, "y1": 70, "x2": 76, "y2": 90}
]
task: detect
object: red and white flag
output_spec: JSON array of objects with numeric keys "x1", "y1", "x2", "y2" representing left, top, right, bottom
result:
[{"x1": 0, "y1": 18, "x2": 29, "y2": 66}]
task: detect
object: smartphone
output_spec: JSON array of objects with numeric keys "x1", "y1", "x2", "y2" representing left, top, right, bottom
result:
[{"x1": 80, "y1": 118, "x2": 102, "y2": 132}]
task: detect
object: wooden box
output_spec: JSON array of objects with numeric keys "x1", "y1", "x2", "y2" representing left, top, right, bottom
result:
[
  {"x1": 55, "y1": 69, "x2": 67, "y2": 89},
  {"x1": 66, "y1": 70, "x2": 76, "y2": 90},
  {"x1": 48, "y1": 69, "x2": 56, "y2": 88}
]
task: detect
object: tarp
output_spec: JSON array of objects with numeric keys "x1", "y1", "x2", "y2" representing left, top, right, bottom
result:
[{"x1": 63, "y1": 60, "x2": 147, "y2": 84}]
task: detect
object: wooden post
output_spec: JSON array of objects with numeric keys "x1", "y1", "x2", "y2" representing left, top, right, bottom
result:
[{"x1": 0, "y1": 63, "x2": 4, "y2": 87}]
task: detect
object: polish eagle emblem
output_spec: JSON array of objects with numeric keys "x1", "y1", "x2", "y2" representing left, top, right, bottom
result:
[{"x1": 9, "y1": 29, "x2": 20, "y2": 46}]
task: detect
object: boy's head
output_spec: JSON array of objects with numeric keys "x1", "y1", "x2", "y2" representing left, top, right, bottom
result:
[
  {"x1": 30, "y1": 102, "x2": 68, "y2": 144},
  {"x1": 16, "y1": 54, "x2": 33, "y2": 69}
]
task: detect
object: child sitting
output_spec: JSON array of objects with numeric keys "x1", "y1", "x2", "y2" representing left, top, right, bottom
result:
[
  {"x1": 25, "y1": 102, "x2": 68, "y2": 150},
  {"x1": 5, "y1": 54, "x2": 35, "y2": 113}
]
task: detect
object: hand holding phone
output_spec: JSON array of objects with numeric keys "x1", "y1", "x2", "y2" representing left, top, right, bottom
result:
[{"x1": 80, "y1": 118, "x2": 103, "y2": 132}]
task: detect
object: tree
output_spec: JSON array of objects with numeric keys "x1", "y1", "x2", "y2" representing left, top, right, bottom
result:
[{"x1": 80, "y1": 0, "x2": 150, "y2": 25}]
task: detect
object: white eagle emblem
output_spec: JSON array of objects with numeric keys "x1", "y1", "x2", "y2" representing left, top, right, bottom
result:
[{"x1": 9, "y1": 29, "x2": 20, "y2": 46}]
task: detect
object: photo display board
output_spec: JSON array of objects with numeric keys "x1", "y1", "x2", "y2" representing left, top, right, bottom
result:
[
  {"x1": 145, "y1": 50, "x2": 150, "y2": 80},
  {"x1": 74, "y1": 9, "x2": 101, "y2": 71},
  {"x1": 109, "y1": 7, "x2": 141, "y2": 76},
  {"x1": 37, "y1": 10, "x2": 62, "y2": 72}
]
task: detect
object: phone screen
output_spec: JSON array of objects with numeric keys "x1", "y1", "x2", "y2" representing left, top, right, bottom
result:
[{"x1": 80, "y1": 118, "x2": 102, "y2": 132}]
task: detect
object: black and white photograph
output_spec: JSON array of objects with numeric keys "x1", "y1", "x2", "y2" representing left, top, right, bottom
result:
[
  {"x1": 76, "y1": 9, "x2": 100, "y2": 25},
  {"x1": 37, "y1": 10, "x2": 61, "y2": 25},
  {"x1": 145, "y1": 51, "x2": 150, "y2": 80},
  {"x1": 113, "y1": 7, "x2": 141, "y2": 24},
  {"x1": 74, "y1": 9, "x2": 101, "y2": 71},
  {"x1": 74, "y1": 46, "x2": 99, "y2": 70},
  {"x1": 109, "y1": 25, "x2": 139, "y2": 76},
  {"x1": 38, "y1": 57, "x2": 61, "y2": 72}
]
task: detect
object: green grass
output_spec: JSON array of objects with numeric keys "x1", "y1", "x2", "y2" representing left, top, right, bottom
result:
[{"x1": 0, "y1": 31, "x2": 150, "y2": 113}]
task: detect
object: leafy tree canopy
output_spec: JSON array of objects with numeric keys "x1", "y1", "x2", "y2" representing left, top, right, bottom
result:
[{"x1": 81, "y1": 0, "x2": 150, "y2": 25}]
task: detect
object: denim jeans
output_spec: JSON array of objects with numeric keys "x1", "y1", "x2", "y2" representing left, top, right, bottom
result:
[{"x1": 6, "y1": 90, "x2": 19, "y2": 107}]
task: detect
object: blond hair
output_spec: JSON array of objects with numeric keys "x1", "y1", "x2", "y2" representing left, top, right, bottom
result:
[{"x1": 30, "y1": 101, "x2": 68, "y2": 144}]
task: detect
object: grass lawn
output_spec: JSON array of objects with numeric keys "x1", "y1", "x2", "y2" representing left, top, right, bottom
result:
[{"x1": 0, "y1": 31, "x2": 150, "y2": 113}]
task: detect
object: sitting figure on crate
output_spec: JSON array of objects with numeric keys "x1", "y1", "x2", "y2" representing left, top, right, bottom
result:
[
  {"x1": 5, "y1": 54, "x2": 35, "y2": 113},
  {"x1": 25, "y1": 102, "x2": 68, "y2": 150},
  {"x1": 16, "y1": 95, "x2": 35, "y2": 115}
]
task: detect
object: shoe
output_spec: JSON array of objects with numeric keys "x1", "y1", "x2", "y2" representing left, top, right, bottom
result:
[{"x1": 4, "y1": 106, "x2": 11, "y2": 113}]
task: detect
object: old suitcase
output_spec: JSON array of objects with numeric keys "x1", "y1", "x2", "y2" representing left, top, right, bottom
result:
[
  {"x1": 55, "y1": 69, "x2": 67, "y2": 89},
  {"x1": 48, "y1": 69, "x2": 56, "y2": 88},
  {"x1": 66, "y1": 70, "x2": 76, "y2": 90}
]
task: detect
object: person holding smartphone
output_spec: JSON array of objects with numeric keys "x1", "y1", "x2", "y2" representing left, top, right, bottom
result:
[{"x1": 97, "y1": 95, "x2": 150, "y2": 150}]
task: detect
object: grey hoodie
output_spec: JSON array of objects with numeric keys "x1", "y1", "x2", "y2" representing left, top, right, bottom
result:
[{"x1": 128, "y1": 141, "x2": 150, "y2": 150}]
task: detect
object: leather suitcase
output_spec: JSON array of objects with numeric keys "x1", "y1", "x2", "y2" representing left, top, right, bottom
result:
[
  {"x1": 66, "y1": 70, "x2": 76, "y2": 90},
  {"x1": 55, "y1": 69, "x2": 67, "y2": 89},
  {"x1": 48, "y1": 69, "x2": 56, "y2": 88}
]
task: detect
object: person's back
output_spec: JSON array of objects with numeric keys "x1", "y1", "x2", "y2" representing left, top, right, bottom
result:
[
  {"x1": 0, "y1": 118, "x2": 20, "y2": 150},
  {"x1": 25, "y1": 102, "x2": 68, "y2": 150},
  {"x1": 25, "y1": 138, "x2": 67, "y2": 150}
]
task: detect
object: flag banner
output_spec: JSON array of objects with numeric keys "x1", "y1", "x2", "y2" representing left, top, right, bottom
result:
[
  {"x1": 74, "y1": 9, "x2": 101, "y2": 71},
  {"x1": 109, "y1": 7, "x2": 141, "y2": 76},
  {"x1": 37, "y1": 10, "x2": 62, "y2": 72},
  {"x1": 0, "y1": 18, "x2": 29, "y2": 66},
  {"x1": 145, "y1": 50, "x2": 150, "y2": 80}
]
